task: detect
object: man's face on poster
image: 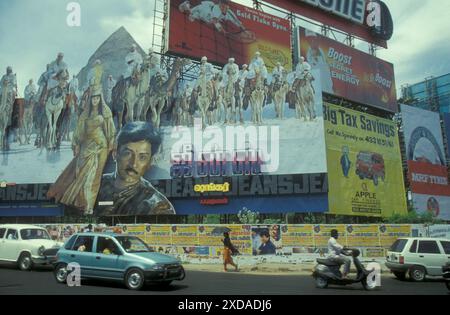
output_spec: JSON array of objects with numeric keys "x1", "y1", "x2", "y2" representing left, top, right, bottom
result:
[
  {"x1": 260, "y1": 234, "x2": 269, "y2": 244},
  {"x1": 115, "y1": 140, "x2": 152, "y2": 184}
]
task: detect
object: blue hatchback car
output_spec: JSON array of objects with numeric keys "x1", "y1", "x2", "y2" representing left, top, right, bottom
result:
[{"x1": 53, "y1": 233, "x2": 185, "y2": 290}]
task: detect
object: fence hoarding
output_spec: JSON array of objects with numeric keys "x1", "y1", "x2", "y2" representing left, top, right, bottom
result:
[
  {"x1": 296, "y1": 27, "x2": 397, "y2": 112},
  {"x1": 324, "y1": 102, "x2": 407, "y2": 217}
]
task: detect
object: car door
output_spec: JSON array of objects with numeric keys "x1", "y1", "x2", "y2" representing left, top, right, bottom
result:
[
  {"x1": 439, "y1": 241, "x2": 450, "y2": 265},
  {"x1": 92, "y1": 236, "x2": 124, "y2": 280},
  {"x1": 417, "y1": 240, "x2": 447, "y2": 276},
  {"x1": 69, "y1": 235, "x2": 96, "y2": 277},
  {"x1": 0, "y1": 228, "x2": 6, "y2": 260},
  {"x1": 2, "y1": 229, "x2": 20, "y2": 261}
]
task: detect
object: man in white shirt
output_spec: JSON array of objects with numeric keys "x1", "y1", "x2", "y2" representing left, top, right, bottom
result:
[{"x1": 328, "y1": 229, "x2": 351, "y2": 278}]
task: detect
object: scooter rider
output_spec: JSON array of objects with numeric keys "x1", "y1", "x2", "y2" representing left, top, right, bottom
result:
[{"x1": 328, "y1": 229, "x2": 351, "y2": 278}]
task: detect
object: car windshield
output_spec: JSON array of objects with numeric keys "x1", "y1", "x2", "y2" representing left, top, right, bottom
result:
[
  {"x1": 20, "y1": 229, "x2": 51, "y2": 240},
  {"x1": 115, "y1": 236, "x2": 152, "y2": 253}
]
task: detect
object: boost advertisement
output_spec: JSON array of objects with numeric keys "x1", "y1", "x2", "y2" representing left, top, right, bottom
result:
[
  {"x1": 324, "y1": 102, "x2": 407, "y2": 217},
  {"x1": 167, "y1": 0, "x2": 292, "y2": 70},
  {"x1": 401, "y1": 105, "x2": 450, "y2": 220},
  {"x1": 296, "y1": 27, "x2": 398, "y2": 112}
]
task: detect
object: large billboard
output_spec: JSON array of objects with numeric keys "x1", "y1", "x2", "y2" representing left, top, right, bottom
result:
[
  {"x1": 1, "y1": 58, "x2": 327, "y2": 218},
  {"x1": 296, "y1": 27, "x2": 398, "y2": 112},
  {"x1": 263, "y1": 0, "x2": 393, "y2": 47},
  {"x1": 167, "y1": 0, "x2": 292, "y2": 70},
  {"x1": 401, "y1": 105, "x2": 450, "y2": 220},
  {"x1": 324, "y1": 102, "x2": 407, "y2": 217}
]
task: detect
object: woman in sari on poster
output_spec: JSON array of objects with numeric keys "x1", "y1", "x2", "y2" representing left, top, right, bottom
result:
[{"x1": 47, "y1": 87, "x2": 116, "y2": 215}]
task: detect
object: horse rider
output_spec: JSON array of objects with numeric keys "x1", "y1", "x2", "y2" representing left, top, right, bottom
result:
[
  {"x1": 222, "y1": 57, "x2": 240, "y2": 86},
  {"x1": 124, "y1": 44, "x2": 143, "y2": 86},
  {"x1": 47, "y1": 52, "x2": 69, "y2": 91}
]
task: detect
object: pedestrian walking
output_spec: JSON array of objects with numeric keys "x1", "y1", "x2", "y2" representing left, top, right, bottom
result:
[{"x1": 222, "y1": 232, "x2": 239, "y2": 272}]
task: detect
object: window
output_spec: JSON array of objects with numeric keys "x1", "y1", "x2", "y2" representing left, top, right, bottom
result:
[
  {"x1": 5, "y1": 229, "x2": 18, "y2": 240},
  {"x1": 389, "y1": 239, "x2": 408, "y2": 253},
  {"x1": 72, "y1": 236, "x2": 94, "y2": 253},
  {"x1": 440, "y1": 241, "x2": 450, "y2": 255},
  {"x1": 64, "y1": 235, "x2": 78, "y2": 250},
  {"x1": 20, "y1": 229, "x2": 50, "y2": 240},
  {"x1": 115, "y1": 236, "x2": 151, "y2": 253},
  {"x1": 409, "y1": 240, "x2": 417, "y2": 253},
  {"x1": 96, "y1": 237, "x2": 121, "y2": 255},
  {"x1": 418, "y1": 241, "x2": 441, "y2": 254},
  {"x1": 0, "y1": 228, "x2": 6, "y2": 239}
]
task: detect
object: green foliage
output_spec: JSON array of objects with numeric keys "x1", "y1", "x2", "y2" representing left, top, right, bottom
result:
[
  {"x1": 237, "y1": 208, "x2": 260, "y2": 224},
  {"x1": 203, "y1": 214, "x2": 221, "y2": 224},
  {"x1": 382, "y1": 211, "x2": 444, "y2": 224}
]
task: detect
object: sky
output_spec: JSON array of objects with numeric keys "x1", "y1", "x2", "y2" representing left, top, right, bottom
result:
[{"x1": 1, "y1": 0, "x2": 449, "y2": 98}]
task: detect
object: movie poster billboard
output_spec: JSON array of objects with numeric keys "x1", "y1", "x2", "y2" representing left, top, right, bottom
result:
[
  {"x1": 401, "y1": 104, "x2": 450, "y2": 220},
  {"x1": 0, "y1": 1, "x2": 328, "y2": 218},
  {"x1": 296, "y1": 27, "x2": 397, "y2": 112},
  {"x1": 167, "y1": 0, "x2": 292, "y2": 70},
  {"x1": 324, "y1": 102, "x2": 407, "y2": 217}
]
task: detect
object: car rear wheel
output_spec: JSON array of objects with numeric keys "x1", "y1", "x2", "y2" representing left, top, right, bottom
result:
[
  {"x1": 125, "y1": 268, "x2": 145, "y2": 291},
  {"x1": 393, "y1": 271, "x2": 406, "y2": 280},
  {"x1": 54, "y1": 263, "x2": 68, "y2": 284},
  {"x1": 409, "y1": 266, "x2": 426, "y2": 282},
  {"x1": 17, "y1": 253, "x2": 33, "y2": 271}
]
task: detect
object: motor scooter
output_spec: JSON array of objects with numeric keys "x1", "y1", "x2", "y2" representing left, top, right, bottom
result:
[{"x1": 312, "y1": 248, "x2": 377, "y2": 291}]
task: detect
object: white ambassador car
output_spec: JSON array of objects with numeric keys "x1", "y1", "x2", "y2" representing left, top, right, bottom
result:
[{"x1": 0, "y1": 224, "x2": 63, "y2": 270}]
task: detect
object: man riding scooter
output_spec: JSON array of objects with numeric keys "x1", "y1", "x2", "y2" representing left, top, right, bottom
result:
[
  {"x1": 328, "y1": 229, "x2": 351, "y2": 278},
  {"x1": 313, "y1": 229, "x2": 377, "y2": 290}
]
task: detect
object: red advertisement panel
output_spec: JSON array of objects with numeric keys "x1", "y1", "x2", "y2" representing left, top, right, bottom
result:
[
  {"x1": 167, "y1": 0, "x2": 292, "y2": 69},
  {"x1": 262, "y1": 0, "x2": 387, "y2": 48},
  {"x1": 297, "y1": 27, "x2": 397, "y2": 112},
  {"x1": 407, "y1": 161, "x2": 450, "y2": 196}
]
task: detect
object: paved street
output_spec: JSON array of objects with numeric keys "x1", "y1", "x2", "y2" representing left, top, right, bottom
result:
[{"x1": 0, "y1": 264, "x2": 448, "y2": 295}]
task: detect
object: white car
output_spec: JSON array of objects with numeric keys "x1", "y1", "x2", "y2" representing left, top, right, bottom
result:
[
  {"x1": 385, "y1": 237, "x2": 450, "y2": 282},
  {"x1": 0, "y1": 224, "x2": 63, "y2": 271}
]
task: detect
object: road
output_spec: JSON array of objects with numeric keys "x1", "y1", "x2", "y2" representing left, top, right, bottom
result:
[{"x1": 0, "y1": 264, "x2": 448, "y2": 295}]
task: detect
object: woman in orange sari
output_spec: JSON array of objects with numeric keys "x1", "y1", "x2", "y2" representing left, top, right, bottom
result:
[{"x1": 222, "y1": 232, "x2": 238, "y2": 272}]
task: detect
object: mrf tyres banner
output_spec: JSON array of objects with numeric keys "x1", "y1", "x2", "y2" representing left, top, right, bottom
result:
[
  {"x1": 401, "y1": 105, "x2": 450, "y2": 221},
  {"x1": 296, "y1": 27, "x2": 397, "y2": 112},
  {"x1": 324, "y1": 103, "x2": 407, "y2": 217}
]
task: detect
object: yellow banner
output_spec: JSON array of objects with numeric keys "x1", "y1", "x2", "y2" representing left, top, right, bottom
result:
[
  {"x1": 324, "y1": 103, "x2": 408, "y2": 217},
  {"x1": 122, "y1": 225, "x2": 146, "y2": 241},
  {"x1": 145, "y1": 225, "x2": 172, "y2": 245},
  {"x1": 345, "y1": 225, "x2": 380, "y2": 247},
  {"x1": 313, "y1": 225, "x2": 347, "y2": 247},
  {"x1": 281, "y1": 225, "x2": 315, "y2": 247},
  {"x1": 379, "y1": 225, "x2": 411, "y2": 248},
  {"x1": 171, "y1": 225, "x2": 199, "y2": 246}
]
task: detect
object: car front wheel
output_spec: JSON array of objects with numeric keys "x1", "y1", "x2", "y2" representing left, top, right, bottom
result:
[
  {"x1": 54, "y1": 263, "x2": 68, "y2": 284},
  {"x1": 17, "y1": 253, "x2": 33, "y2": 271},
  {"x1": 409, "y1": 266, "x2": 426, "y2": 282},
  {"x1": 125, "y1": 268, "x2": 145, "y2": 291}
]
